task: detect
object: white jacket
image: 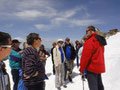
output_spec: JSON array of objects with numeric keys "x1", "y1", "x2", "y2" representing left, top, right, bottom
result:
[{"x1": 53, "y1": 45, "x2": 66, "y2": 67}]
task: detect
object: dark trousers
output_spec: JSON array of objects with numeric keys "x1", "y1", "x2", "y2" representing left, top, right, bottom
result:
[
  {"x1": 26, "y1": 81, "x2": 45, "y2": 90},
  {"x1": 76, "y1": 56, "x2": 79, "y2": 67},
  {"x1": 53, "y1": 64, "x2": 55, "y2": 75},
  {"x1": 86, "y1": 71, "x2": 104, "y2": 90},
  {"x1": 11, "y1": 69, "x2": 20, "y2": 90}
]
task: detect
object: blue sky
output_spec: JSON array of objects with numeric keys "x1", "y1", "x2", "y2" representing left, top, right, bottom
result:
[{"x1": 0, "y1": 0, "x2": 120, "y2": 48}]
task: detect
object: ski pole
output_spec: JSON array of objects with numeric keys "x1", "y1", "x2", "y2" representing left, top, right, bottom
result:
[{"x1": 81, "y1": 75, "x2": 85, "y2": 90}]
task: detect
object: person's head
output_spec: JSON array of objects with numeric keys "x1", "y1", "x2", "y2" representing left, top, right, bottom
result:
[
  {"x1": 27, "y1": 33, "x2": 41, "y2": 49},
  {"x1": 86, "y1": 25, "x2": 96, "y2": 36},
  {"x1": 75, "y1": 40, "x2": 80, "y2": 45},
  {"x1": 23, "y1": 42, "x2": 28, "y2": 49},
  {"x1": 52, "y1": 42, "x2": 56, "y2": 47},
  {"x1": 40, "y1": 44, "x2": 44, "y2": 51},
  {"x1": 57, "y1": 39, "x2": 64, "y2": 47},
  {"x1": 0, "y1": 32, "x2": 12, "y2": 60},
  {"x1": 12, "y1": 39, "x2": 21, "y2": 49},
  {"x1": 82, "y1": 34, "x2": 89, "y2": 44},
  {"x1": 65, "y1": 37, "x2": 70, "y2": 45}
]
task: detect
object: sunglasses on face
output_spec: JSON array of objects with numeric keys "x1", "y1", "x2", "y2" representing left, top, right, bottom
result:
[
  {"x1": 86, "y1": 30, "x2": 91, "y2": 34},
  {"x1": 37, "y1": 37, "x2": 41, "y2": 41},
  {"x1": 1, "y1": 45, "x2": 12, "y2": 48}
]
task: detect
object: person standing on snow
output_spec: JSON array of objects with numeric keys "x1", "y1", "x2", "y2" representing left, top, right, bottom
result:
[
  {"x1": 51, "y1": 42, "x2": 56, "y2": 75},
  {"x1": 79, "y1": 25, "x2": 107, "y2": 90},
  {"x1": 0, "y1": 32, "x2": 12, "y2": 90},
  {"x1": 8, "y1": 39, "x2": 23, "y2": 90},
  {"x1": 75, "y1": 40, "x2": 82, "y2": 68},
  {"x1": 38, "y1": 44, "x2": 50, "y2": 67},
  {"x1": 53, "y1": 39, "x2": 67, "y2": 90},
  {"x1": 63, "y1": 38, "x2": 76, "y2": 82},
  {"x1": 22, "y1": 33, "x2": 45, "y2": 90}
]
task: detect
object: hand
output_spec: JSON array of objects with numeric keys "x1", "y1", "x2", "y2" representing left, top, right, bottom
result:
[
  {"x1": 33, "y1": 71, "x2": 39, "y2": 77},
  {"x1": 23, "y1": 74, "x2": 30, "y2": 79},
  {"x1": 56, "y1": 66, "x2": 59, "y2": 70},
  {"x1": 18, "y1": 50, "x2": 24, "y2": 54},
  {"x1": 80, "y1": 72, "x2": 84, "y2": 76}
]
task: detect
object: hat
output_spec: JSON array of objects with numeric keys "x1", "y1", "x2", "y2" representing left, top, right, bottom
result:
[
  {"x1": 65, "y1": 37, "x2": 70, "y2": 42},
  {"x1": 12, "y1": 39, "x2": 21, "y2": 44},
  {"x1": 57, "y1": 39, "x2": 63, "y2": 43}
]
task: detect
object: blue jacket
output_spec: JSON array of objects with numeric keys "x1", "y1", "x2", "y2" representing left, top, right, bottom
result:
[{"x1": 8, "y1": 49, "x2": 22, "y2": 69}]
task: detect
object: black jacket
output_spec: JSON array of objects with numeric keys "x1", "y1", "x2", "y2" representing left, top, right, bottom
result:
[{"x1": 63, "y1": 43, "x2": 76, "y2": 60}]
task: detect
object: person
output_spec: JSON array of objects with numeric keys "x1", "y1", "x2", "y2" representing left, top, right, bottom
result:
[
  {"x1": 0, "y1": 32, "x2": 12, "y2": 61},
  {"x1": 79, "y1": 25, "x2": 107, "y2": 90},
  {"x1": 17, "y1": 42, "x2": 28, "y2": 90},
  {"x1": 38, "y1": 44, "x2": 50, "y2": 67},
  {"x1": 51, "y1": 42, "x2": 56, "y2": 75},
  {"x1": 53, "y1": 39, "x2": 67, "y2": 90},
  {"x1": 23, "y1": 42, "x2": 28, "y2": 50},
  {"x1": 8, "y1": 39, "x2": 23, "y2": 90},
  {"x1": 0, "y1": 32, "x2": 12, "y2": 90},
  {"x1": 75, "y1": 40, "x2": 82, "y2": 68},
  {"x1": 22, "y1": 33, "x2": 45, "y2": 90},
  {"x1": 63, "y1": 38, "x2": 76, "y2": 82},
  {"x1": 78, "y1": 34, "x2": 88, "y2": 63}
]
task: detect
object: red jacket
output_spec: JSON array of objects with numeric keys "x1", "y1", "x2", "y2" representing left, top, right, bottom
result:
[{"x1": 80, "y1": 33, "x2": 106, "y2": 73}]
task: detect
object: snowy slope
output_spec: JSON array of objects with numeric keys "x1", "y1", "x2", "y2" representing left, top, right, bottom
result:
[{"x1": 5, "y1": 32, "x2": 120, "y2": 90}]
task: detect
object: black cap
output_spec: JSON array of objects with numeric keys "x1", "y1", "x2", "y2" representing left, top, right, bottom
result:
[{"x1": 12, "y1": 39, "x2": 21, "y2": 44}]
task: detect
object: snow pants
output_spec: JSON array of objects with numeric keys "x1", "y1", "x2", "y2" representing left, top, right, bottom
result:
[{"x1": 86, "y1": 71, "x2": 104, "y2": 90}]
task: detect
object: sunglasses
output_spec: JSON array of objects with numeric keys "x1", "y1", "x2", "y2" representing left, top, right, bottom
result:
[
  {"x1": 86, "y1": 30, "x2": 91, "y2": 34},
  {"x1": 37, "y1": 37, "x2": 41, "y2": 41},
  {"x1": 1, "y1": 45, "x2": 12, "y2": 48}
]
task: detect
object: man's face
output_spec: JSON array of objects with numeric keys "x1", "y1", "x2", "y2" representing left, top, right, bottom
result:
[
  {"x1": 86, "y1": 28, "x2": 92, "y2": 36},
  {"x1": 14, "y1": 43, "x2": 20, "y2": 48},
  {"x1": 65, "y1": 41, "x2": 69, "y2": 45},
  {"x1": 0, "y1": 38, "x2": 12, "y2": 60},
  {"x1": 34, "y1": 36, "x2": 42, "y2": 48}
]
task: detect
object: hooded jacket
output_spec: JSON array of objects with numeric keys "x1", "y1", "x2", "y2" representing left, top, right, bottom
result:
[{"x1": 80, "y1": 33, "x2": 107, "y2": 73}]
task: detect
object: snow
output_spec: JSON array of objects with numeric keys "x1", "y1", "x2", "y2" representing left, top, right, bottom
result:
[{"x1": 4, "y1": 32, "x2": 120, "y2": 90}]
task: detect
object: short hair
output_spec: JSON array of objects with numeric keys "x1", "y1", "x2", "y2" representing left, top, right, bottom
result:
[
  {"x1": 27, "y1": 33, "x2": 40, "y2": 45},
  {"x1": 52, "y1": 42, "x2": 56, "y2": 46},
  {"x1": 0, "y1": 32, "x2": 11, "y2": 45},
  {"x1": 87, "y1": 25, "x2": 96, "y2": 32}
]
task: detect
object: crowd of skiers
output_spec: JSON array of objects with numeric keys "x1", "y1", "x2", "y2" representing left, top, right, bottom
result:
[{"x1": 0, "y1": 25, "x2": 107, "y2": 90}]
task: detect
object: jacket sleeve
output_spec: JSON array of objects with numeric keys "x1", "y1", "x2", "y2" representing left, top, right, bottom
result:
[
  {"x1": 79, "y1": 41, "x2": 95, "y2": 73},
  {"x1": 53, "y1": 48, "x2": 59, "y2": 67},
  {"x1": 22, "y1": 54, "x2": 37, "y2": 78}
]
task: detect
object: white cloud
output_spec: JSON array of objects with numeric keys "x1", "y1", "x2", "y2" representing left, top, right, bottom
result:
[
  {"x1": 13, "y1": 37, "x2": 25, "y2": 43},
  {"x1": 70, "y1": 19, "x2": 103, "y2": 26},
  {"x1": 34, "y1": 24, "x2": 52, "y2": 31}
]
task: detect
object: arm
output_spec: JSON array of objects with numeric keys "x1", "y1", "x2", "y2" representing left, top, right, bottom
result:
[
  {"x1": 22, "y1": 54, "x2": 38, "y2": 78},
  {"x1": 53, "y1": 48, "x2": 59, "y2": 67},
  {"x1": 79, "y1": 41, "x2": 94, "y2": 73}
]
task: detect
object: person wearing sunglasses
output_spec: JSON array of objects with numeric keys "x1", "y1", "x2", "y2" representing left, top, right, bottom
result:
[
  {"x1": 22, "y1": 33, "x2": 45, "y2": 90},
  {"x1": 0, "y1": 31, "x2": 12, "y2": 90},
  {"x1": 53, "y1": 39, "x2": 67, "y2": 90},
  {"x1": 79, "y1": 25, "x2": 107, "y2": 90}
]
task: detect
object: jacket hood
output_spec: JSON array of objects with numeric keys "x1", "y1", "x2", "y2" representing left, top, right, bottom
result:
[{"x1": 95, "y1": 35, "x2": 107, "y2": 46}]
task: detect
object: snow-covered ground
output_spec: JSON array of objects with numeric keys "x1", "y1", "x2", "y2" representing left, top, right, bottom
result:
[{"x1": 5, "y1": 32, "x2": 120, "y2": 90}]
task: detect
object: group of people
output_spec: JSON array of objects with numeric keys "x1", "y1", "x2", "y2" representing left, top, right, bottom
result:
[{"x1": 0, "y1": 25, "x2": 107, "y2": 90}]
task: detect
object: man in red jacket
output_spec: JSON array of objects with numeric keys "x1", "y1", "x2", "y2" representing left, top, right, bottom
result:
[{"x1": 79, "y1": 25, "x2": 107, "y2": 90}]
